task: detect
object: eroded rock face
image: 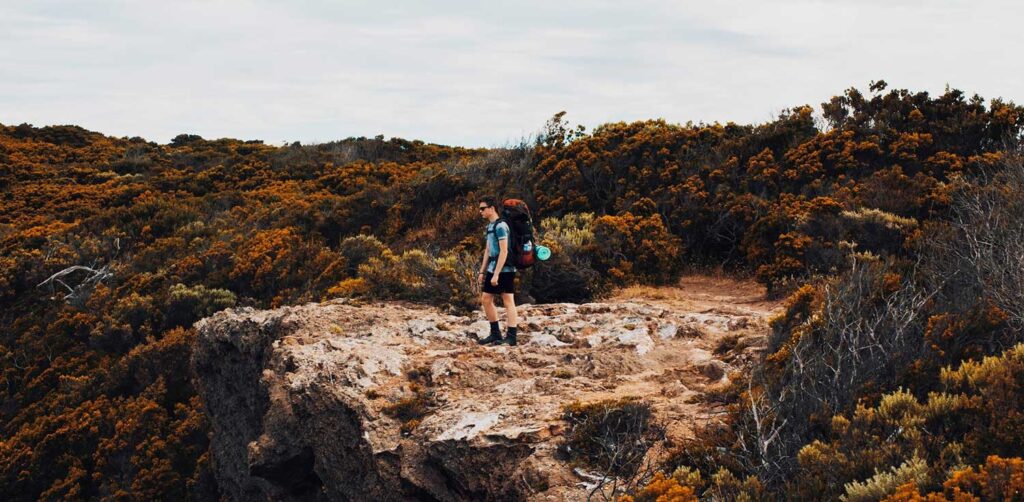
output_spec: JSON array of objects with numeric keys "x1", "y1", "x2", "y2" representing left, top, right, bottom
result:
[{"x1": 192, "y1": 293, "x2": 774, "y2": 501}]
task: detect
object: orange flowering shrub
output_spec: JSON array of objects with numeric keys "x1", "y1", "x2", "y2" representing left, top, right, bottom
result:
[
  {"x1": 591, "y1": 211, "x2": 683, "y2": 287},
  {"x1": 0, "y1": 125, "x2": 480, "y2": 499},
  {"x1": 1, "y1": 82, "x2": 1022, "y2": 499},
  {"x1": 533, "y1": 85, "x2": 1020, "y2": 295},
  {"x1": 228, "y1": 227, "x2": 347, "y2": 306},
  {"x1": 882, "y1": 456, "x2": 1024, "y2": 501},
  {"x1": 619, "y1": 472, "x2": 698, "y2": 502}
]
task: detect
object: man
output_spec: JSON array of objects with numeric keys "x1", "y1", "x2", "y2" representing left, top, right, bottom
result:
[{"x1": 476, "y1": 197, "x2": 518, "y2": 346}]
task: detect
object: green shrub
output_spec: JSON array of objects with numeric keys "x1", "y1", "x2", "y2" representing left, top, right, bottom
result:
[
  {"x1": 530, "y1": 212, "x2": 605, "y2": 302},
  {"x1": 331, "y1": 245, "x2": 478, "y2": 314},
  {"x1": 163, "y1": 283, "x2": 236, "y2": 329},
  {"x1": 841, "y1": 456, "x2": 930, "y2": 502},
  {"x1": 840, "y1": 207, "x2": 918, "y2": 257},
  {"x1": 336, "y1": 234, "x2": 386, "y2": 277}
]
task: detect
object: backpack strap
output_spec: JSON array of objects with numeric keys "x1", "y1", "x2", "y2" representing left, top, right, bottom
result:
[
  {"x1": 486, "y1": 218, "x2": 506, "y2": 234},
  {"x1": 486, "y1": 219, "x2": 515, "y2": 269}
]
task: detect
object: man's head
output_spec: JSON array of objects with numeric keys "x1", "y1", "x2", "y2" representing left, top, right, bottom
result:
[{"x1": 478, "y1": 197, "x2": 499, "y2": 220}]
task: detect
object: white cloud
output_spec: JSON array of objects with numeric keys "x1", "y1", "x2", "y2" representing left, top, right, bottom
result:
[{"x1": 0, "y1": 0, "x2": 1020, "y2": 147}]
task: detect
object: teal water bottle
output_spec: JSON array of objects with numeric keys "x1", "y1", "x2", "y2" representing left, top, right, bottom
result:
[{"x1": 536, "y1": 245, "x2": 551, "y2": 261}]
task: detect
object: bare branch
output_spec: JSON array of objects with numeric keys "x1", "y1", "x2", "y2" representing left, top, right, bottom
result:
[{"x1": 37, "y1": 264, "x2": 113, "y2": 307}]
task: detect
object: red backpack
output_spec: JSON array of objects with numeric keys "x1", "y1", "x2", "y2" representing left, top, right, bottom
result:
[{"x1": 494, "y1": 199, "x2": 537, "y2": 269}]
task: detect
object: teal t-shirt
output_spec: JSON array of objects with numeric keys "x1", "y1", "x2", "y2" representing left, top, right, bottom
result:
[{"x1": 486, "y1": 220, "x2": 516, "y2": 273}]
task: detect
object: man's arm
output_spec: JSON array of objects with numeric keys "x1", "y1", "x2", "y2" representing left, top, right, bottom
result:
[{"x1": 479, "y1": 244, "x2": 489, "y2": 275}]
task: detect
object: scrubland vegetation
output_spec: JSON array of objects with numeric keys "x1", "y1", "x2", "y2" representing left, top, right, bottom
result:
[{"x1": 1, "y1": 81, "x2": 1022, "y2": 499}]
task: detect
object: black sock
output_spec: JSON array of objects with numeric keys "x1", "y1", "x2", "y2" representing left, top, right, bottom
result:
[
  {"x1": 489, "y1": 321, "x2": 500, "y2": 334},
  {"x1": 507, "y1": 326, "x2": 517, "y2": 337}
]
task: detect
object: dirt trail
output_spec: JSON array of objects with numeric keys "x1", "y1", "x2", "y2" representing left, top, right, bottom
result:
[
  {"x1": 611, "y1": 274, "x2": 780, "y2": 317},
  {"x1": 571, "y1": 275, "x2": 784, "y2": 441}
]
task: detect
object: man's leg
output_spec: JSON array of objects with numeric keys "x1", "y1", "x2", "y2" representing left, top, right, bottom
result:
[
  {"x1": 481, "y1": 292, "x2": 498, "y2": 321},
  {"x1": 478, "y1": 292, "x2": 502, "y2": 344},
  {"x1": 499, "y1": 293, "x2": 517, "y2": 328},
  {"x1": 500, "y1": 292, "x2": 517, "y2": 346}
]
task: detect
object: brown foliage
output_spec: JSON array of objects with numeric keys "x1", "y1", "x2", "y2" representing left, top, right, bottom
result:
[
  {"x1": 1, "y1": 82, "x2": 1022, "y2": 499},
  {"x1": 561, "y1": 397, "x2": 661, "y2": 480}
]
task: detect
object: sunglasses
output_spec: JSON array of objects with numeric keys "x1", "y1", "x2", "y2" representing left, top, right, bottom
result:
[{"x1": 478, "y1": 205, "x2": 490, "y2": 211}]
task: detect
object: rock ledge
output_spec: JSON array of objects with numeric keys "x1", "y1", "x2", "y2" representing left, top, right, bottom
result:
[{"x1": 192, "y1": 295, "x2": 771, "y2": 501}]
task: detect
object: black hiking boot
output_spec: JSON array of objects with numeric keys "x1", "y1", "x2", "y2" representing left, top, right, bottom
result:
[
  {"x1": 478, "y1": 332, "x2": 503, "y2": 345},
  {"x1": 502, "y1": 328, "x2": 518, "y2": 346}
]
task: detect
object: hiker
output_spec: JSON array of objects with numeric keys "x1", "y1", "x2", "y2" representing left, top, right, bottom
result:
[{"x1": 476, "y1": 196, "x2": 518, "y2": 346}]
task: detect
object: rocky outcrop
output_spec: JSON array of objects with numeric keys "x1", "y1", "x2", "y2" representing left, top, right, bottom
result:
[{"x1": 192, "y1": 281, "x2": 776, "y2": 501}]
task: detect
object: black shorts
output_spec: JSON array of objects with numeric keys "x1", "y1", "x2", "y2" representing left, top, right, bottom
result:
[{"x1": 482, "y1": 271, "x2": 516, "y2": 295}]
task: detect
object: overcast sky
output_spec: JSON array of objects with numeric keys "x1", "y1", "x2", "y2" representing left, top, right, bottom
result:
[{"x1": 1, "y1": 0, "x2": 1021, "y2": 147}]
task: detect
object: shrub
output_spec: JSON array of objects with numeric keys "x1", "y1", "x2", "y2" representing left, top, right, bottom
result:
[
  {"x1": 431, "y1": 250, "x2": 479, "y2": 314},
  {"x1": 882, "y1": 456, "x2": 1024, "y2": 501},
  {"x1": 381, "y1": 385, "x2": 431, "y2": 422},
  {"x1": 745, "y1": 256, "x2": 935, "y2": 484},
  {"x1": 619, "y1": 472, "x2": 697, "y2": 502},
  {"x1": 776, "y1": 256, "x2": 931, "y2": 412},
  {"x1": 939, "y1": 343, "x2": 1024, "y2": 462},
  {"x1": 857, "y1": 166, "x2": 938, "y2": 218},
  {"x1": 336, "y1": 234, "x2": 386, "y2": 277},
  {"x1": 560, "y1": 397, "x2": 660, "y2": 478},
  {"x1": 789, "y1": 343, "x2": 1024, "y2": 499},
  {"x1": 840, "y1": 207, "x2": 919, "y2": 256},
  {"x1": 529, "y1": 212, "x2": 605, "y2": 302},
  {"x1": 591, "y1": 212, "x2": 682, "y2": 288},
  {"x1": 332, "y1": 245, "x2": 478, "y2": 314},
  {"x1": 89, "y1": 292, "x2": 155, "y2": 352},
  {"x1": 842, "y1": 456, "x2": 930, "y2": 502},
  {"x1": 528, "y1": 249, "x2": 602, "y2": 303},
  {"x1": 163, "y1": 283, "x2": 236, "y2": 329},
  {"x1": 228, "y1": 226, "x2": 346, "y2": 305},
  {"x1": 382, "y1": 383, "x2": 434, "y2": 436},
  {"x1": 539, "y1": 212, "x2": 598, "y2": 251},
  {"x1": 926, "y1": 155, "x2": 1024, "y2": 332},
  {"x1": 704, "y1": 467, "x2": 768, "y2": 501}
]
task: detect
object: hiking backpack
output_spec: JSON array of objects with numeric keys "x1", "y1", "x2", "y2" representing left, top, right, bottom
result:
[{"x1": 495, "y1": 199, "x2": 537, "y2": 269}]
